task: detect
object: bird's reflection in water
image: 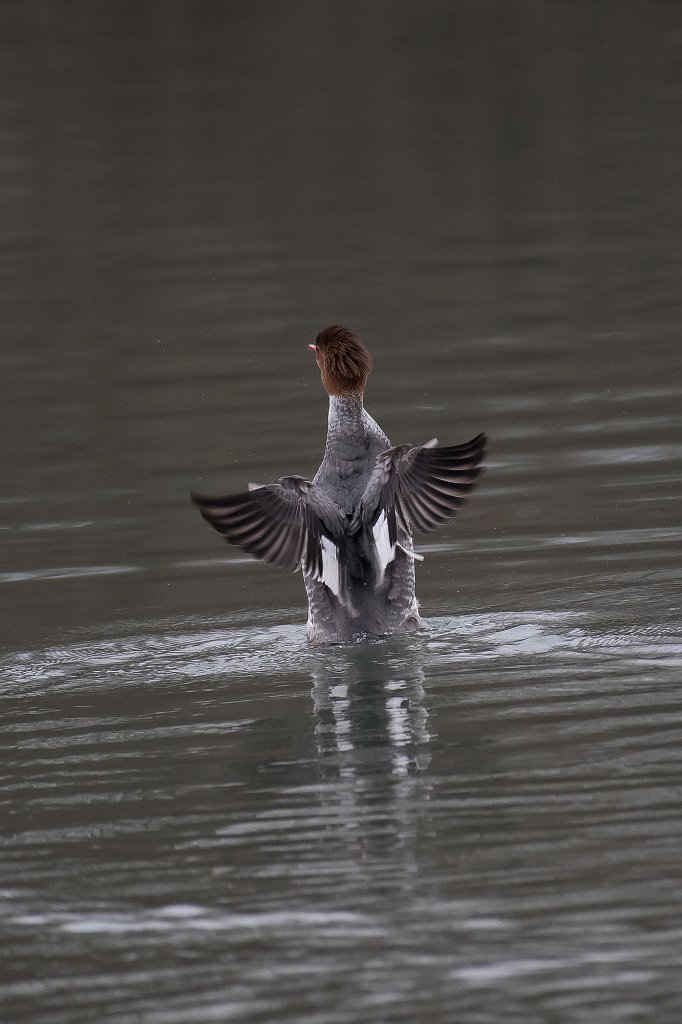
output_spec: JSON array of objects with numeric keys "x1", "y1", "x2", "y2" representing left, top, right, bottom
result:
[
  {"x1": 311, "y1": 639, "x2": 431, "y2": 775},
  {"x1": 309, "y1": 639, "x2": 432, "y2": 877}
]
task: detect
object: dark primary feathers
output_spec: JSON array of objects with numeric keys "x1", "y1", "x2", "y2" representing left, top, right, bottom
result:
[
  {"x1": 192, "y1": 432, "x2": 486, "y2": 594},
  {"x1": 354, "y1": 432, "x2": 486, "y2": 535},
  {"x1": 191, "y1": 476, "x2": 346, "y2": 582},
  {"x1": 350, "y1": 431, "x2": 486, "y2": 581}
]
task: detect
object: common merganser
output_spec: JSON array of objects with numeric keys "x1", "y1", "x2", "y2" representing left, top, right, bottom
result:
[{"x1": 192, "y1": 325, "x2": 486, "y2": 643}]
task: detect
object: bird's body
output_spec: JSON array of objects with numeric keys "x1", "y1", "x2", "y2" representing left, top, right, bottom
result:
[
  {"x1": 304, "y1": 392, "x2": 421, "y2": 642},
  {"x1": 192, "y1": 326, "x2": 485, "y2": 644}
]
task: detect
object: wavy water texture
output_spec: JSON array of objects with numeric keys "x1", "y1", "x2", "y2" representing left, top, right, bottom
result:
[{"x1": 2, "y1": 607, "x2": 681, "y2": 1022}]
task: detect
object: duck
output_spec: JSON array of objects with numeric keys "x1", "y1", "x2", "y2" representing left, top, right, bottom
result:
[{"x1": 192, "y1": 325, "x2": 486, "y2": 643}]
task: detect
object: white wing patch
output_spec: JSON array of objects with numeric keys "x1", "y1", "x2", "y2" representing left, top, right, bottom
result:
[
  {"x1": 372, "y1": 513, "x2": 425, "y2": 584},
  {"x1": 372, "y1": 509, "x2": 396, "y2": 583},
  {"x1": 320, "y1": 535, "x2": 341, "y2": 599}
]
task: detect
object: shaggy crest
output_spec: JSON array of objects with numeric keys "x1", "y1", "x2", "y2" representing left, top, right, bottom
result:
[{"x1": 314, "y1": 325, "x2": 373, "y2": 396}]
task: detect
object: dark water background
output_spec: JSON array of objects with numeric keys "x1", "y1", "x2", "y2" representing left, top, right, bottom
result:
[{"x1": 1, "y1": 2, "x2": 681, "y2": 1021}]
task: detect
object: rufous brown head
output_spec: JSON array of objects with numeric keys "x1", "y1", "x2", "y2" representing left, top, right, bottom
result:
[{"x1": 307, "y1": 325, "x2": 373, "y2": 396}]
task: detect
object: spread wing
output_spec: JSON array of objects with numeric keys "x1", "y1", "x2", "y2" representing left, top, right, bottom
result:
[
  {"x1": 191, "y1": 476, "x2": 349, "y2": 600},
  {"x1": 352, "y1": 432, "x2": 486, "y2": 582}
]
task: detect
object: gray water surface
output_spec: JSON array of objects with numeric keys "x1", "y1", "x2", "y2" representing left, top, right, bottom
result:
[{"x1": 2, "y1": 3, "x2": 682, "y2": 1022}]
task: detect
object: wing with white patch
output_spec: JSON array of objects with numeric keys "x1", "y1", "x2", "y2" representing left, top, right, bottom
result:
[
  {"x1": 371, "y1": 508, "x2": 396, "y2": 582},
  {"x1": 319, "y1": 535, "x2": 341, "y2": 600},
  {"x1": 353, "y1": 432, "x2": 486, "y2": 583},
  {"x1": 191, "y1": 476, "x2": 348, "y2": 601}
]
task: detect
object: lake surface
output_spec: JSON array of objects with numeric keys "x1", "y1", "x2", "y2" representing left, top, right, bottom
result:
[{"x1": 1, "y1": 2, "x2": 681, "y2": 1021}]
